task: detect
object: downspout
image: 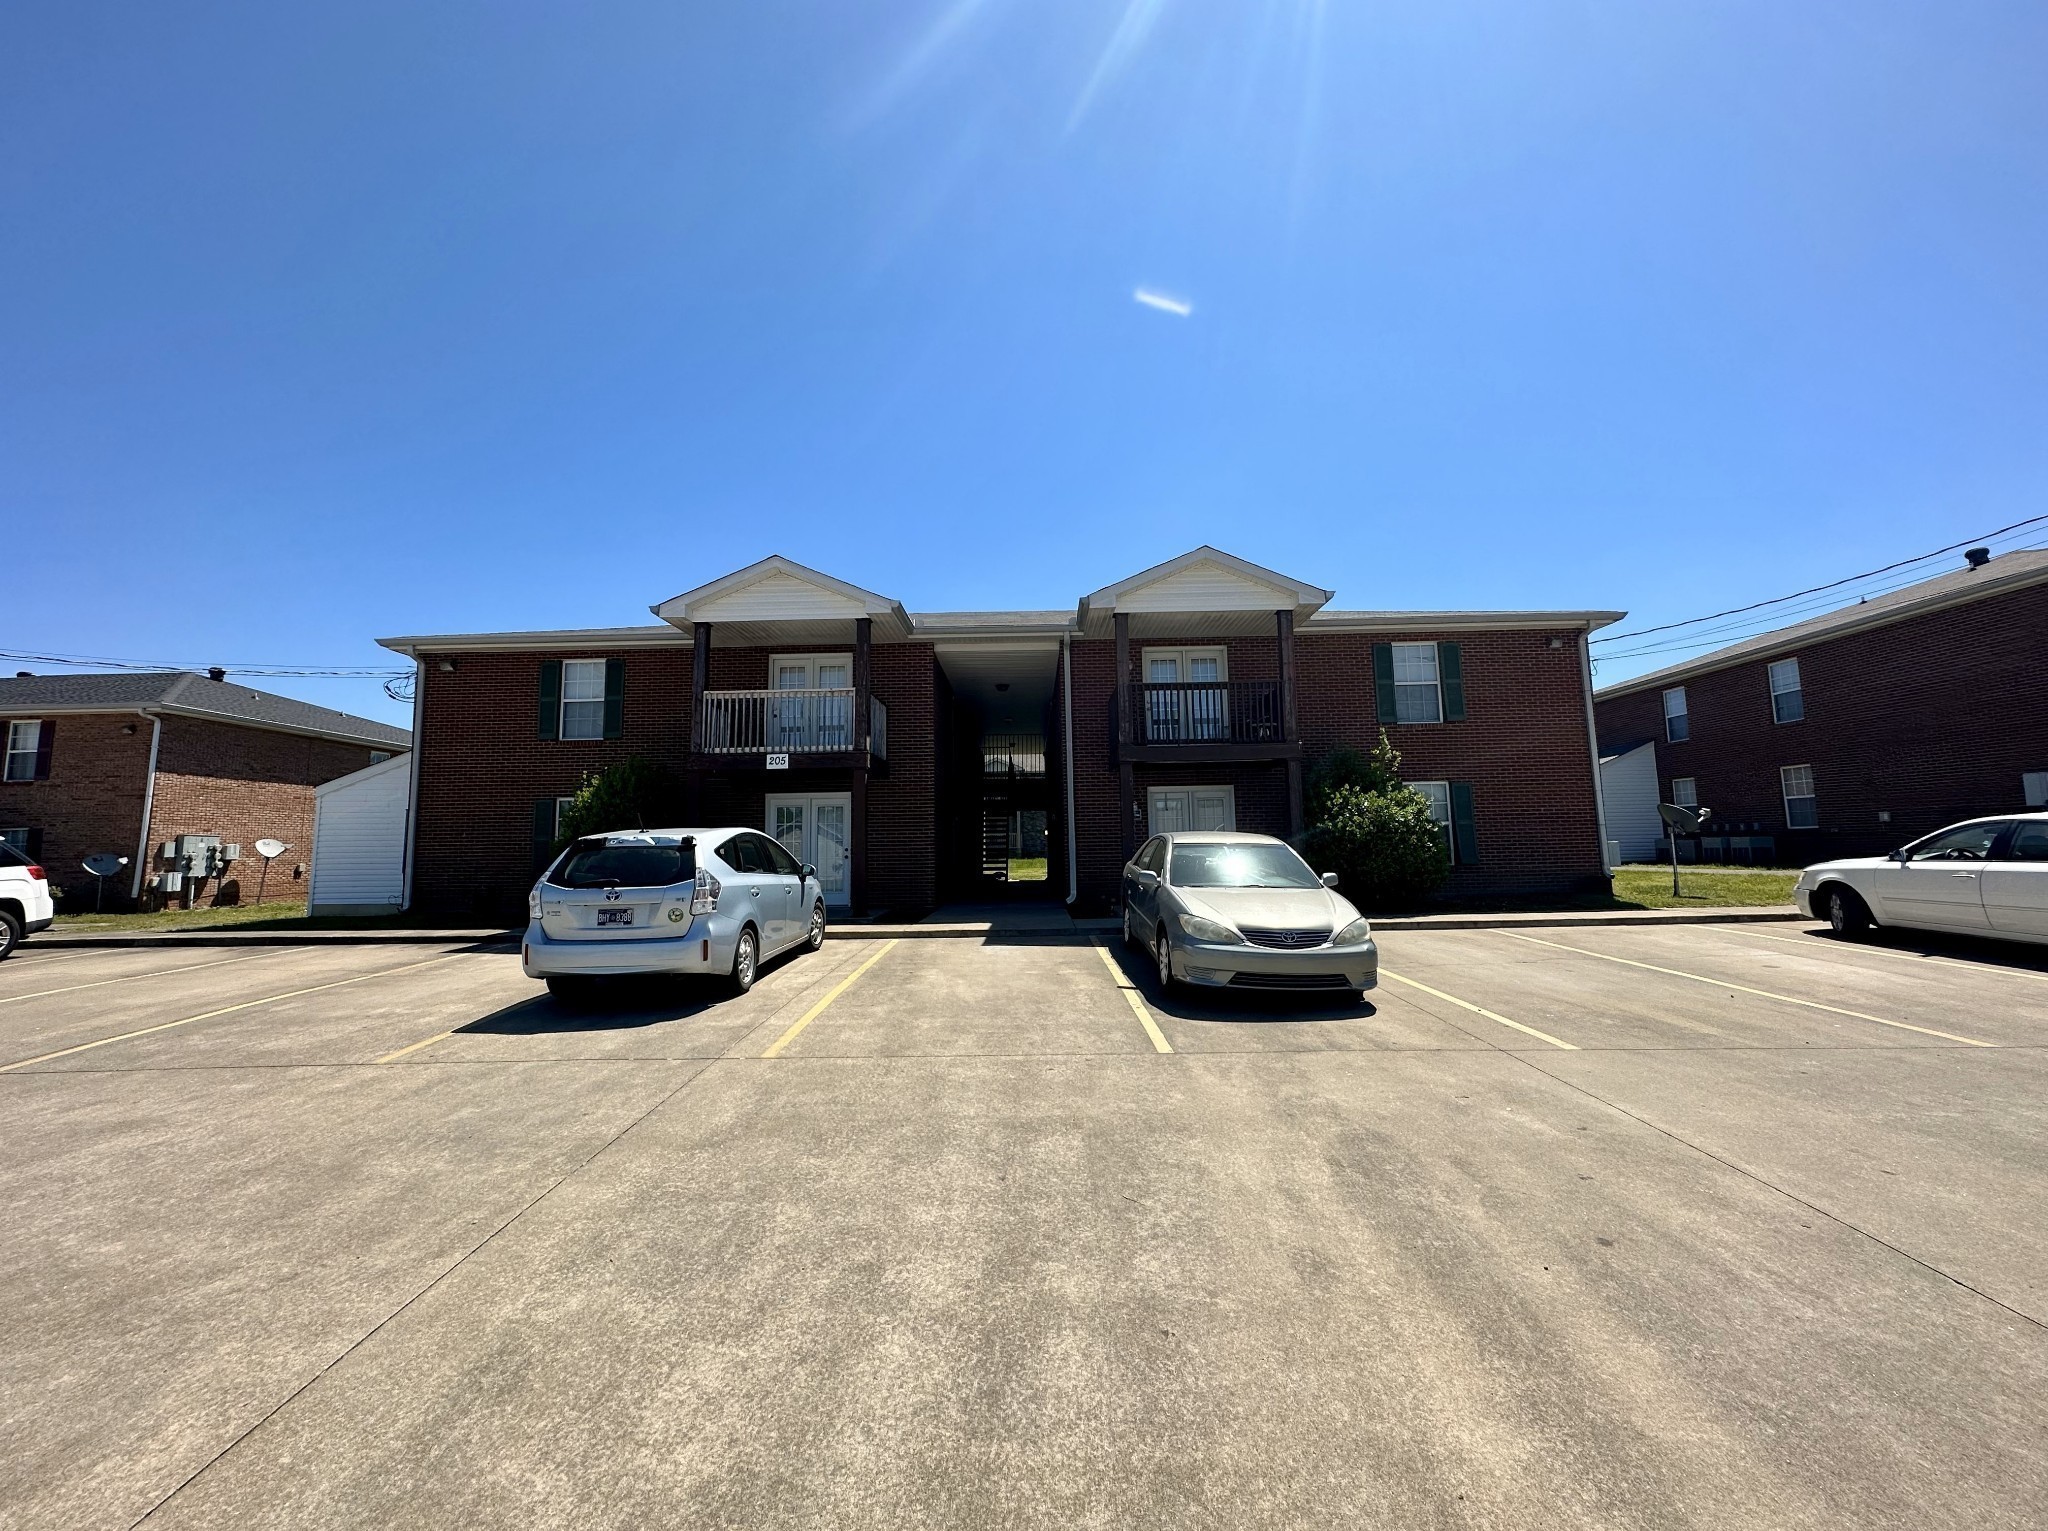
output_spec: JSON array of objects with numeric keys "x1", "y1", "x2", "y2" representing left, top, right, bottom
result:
[
  {"x1": 400, "y1": 656, "x2": 425, "y2": 911},
  {"x1": 1577, "y1": 631, "x2": 1613, "y2": 876},
  {"x1": 129, "y1": 711, "x2": 162, "y2": 903},
  {"x1": 1062, "y1": 634, "x2": 1079, "y2": 906}
]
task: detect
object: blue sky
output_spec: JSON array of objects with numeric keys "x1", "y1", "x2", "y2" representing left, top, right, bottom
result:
[{"x1": 8, "y1": 2, "x2": 2047, "y2": 727}]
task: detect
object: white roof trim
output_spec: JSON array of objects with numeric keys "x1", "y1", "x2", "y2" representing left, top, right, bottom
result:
[
  {"x1": 1079, "y1": 546, "x2": 1334, "y2": 621},
  {"x1": 379, "y1": 626, "x2": 687, "y2": 656},
  {"x1": 1306, "y1": 610, "x2": 1625, "y2": 634},
  {"x1": 650, "y1": 555, "x2": 911, "y2": 634}
]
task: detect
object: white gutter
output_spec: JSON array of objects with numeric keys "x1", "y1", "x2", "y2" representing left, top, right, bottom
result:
[
  {"x1": 1062, "y1": 634, "x2": 1078, "y2": 906},
  {"x1": 129, "y1": 711, "x2": 162, "y2": 902},
  {"x1": 400, "y1": 657, "x2": 424, "y2": 911},
  {"x1": 1578, "y1": 633, "x2": 1613, "y2": 876}
]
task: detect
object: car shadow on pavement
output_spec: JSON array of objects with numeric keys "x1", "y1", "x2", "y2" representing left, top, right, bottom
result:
[
  {"x1": 461, "y1": 976, "x2": 734, "y2": 1034},
  {"x1": 1098, "y1": 939, "x2": 1379, "y2": 1026},
  {"x1": 1788, "y1": 924, "x2": 2048, "y2": 977}
]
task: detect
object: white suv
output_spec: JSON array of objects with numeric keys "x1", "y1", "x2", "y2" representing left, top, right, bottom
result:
[{"x1": 0, "y1": 841, "x2": 56, "y2": 960}]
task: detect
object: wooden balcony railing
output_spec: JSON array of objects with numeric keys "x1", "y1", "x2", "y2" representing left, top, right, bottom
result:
[
  {"x1": 698, "y1": 689, "x2": 887, "y2": 759},
  {"x1": 1122, "y1": 680, "x2": 1286, "y2": 747}
]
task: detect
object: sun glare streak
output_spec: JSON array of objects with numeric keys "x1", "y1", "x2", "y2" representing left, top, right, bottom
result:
[
  {"x1": 846, "y1": 0, "x2": 996, "y2": 129},
  {"x1": 1067, "y1": 0, "x2": 1169, "y2": 132},
  {"x1": 1134, "y1": 289, "x2": 1193, "y2": 317}
]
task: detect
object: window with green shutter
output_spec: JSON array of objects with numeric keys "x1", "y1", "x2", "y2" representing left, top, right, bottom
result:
[
  {"x1": 603, "y1": 657, "x2": 625, "y2": 739},
  {"x1": 1438, "y1": 642, "x2": 1465, "y2": 721},
  {"x1": 538, "y1": 661, "x2": 562, "y2": 740},
  {"x1": 1450, "y1": 782, "x2": 1478, "y2": 865},
  {"x1": 1372, "y1": 644, "x2": 1397, "y2": 725}
]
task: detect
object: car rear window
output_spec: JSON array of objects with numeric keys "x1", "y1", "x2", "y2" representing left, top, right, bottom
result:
[
  {"x1": 0, "y1": 843, "x2": 29, "y2": 867},
  {"x1": 549, "y1": 839, "x2": 694, "y2": 889},
  {"x1": 1169, "y1": 843, "x2": 1320, "y2": 889}
]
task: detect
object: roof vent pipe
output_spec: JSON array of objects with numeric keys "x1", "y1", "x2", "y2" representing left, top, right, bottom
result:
[
  {"x1": 207, "y1": 666, "x2": 228, "y2": 681},
  {"x1": 1964, "y1": 547, "x2": 1990, "y2": 569}
]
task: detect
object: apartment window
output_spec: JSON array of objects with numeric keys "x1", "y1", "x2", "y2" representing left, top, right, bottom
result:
[
  {"x1": 2025, "y1": 771, "x2": 2048, "y2": 808},
  {"x1": 1407, "y1": 780, "x2": 1479, "y2": 865},
  {"x1": 369, "y1": 750, "x2": 391, "y2": 764},
  {"x1": 1670, "y1": 777, "x2": 1697, "y2": 808},
  {"x1": 555, "y1": 797, "x2": 577, "y2": 839},
  {"x1": 1662, "y1": 687, "x2": 1689, "y2": 743},
  {"x1": 4, "y1": 721, "x2": 42, "y2": 782},
  {"x1": 558, "y1": 660, "x2": 607, "y2": 740},
  {"x1": 1781, "y1": 765, "x2": 1818, "y2": 829},
  {"x1": 0, "y1": 828, "x2": 30, "y2": 853},
  {"x1": 1391, "y1": 644, "x2": 1442, "y2": 723},
  {"x1": 1768, "y1": 658, "x2": 1804, "y2": 724},
  {"x1": 1411, "y1": 781, "x2": 1452, "y2": 860}
]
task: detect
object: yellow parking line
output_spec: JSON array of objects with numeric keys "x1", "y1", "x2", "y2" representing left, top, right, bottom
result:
[
  {"x1": 1500, "y1": 932, "x2": 1994, "y2": 1047},
  {"x1": 1727, "y1": 926, "x2": 2048, "y2": 986},
  {"x1": 1379, "y1": 968, "x2": 1578, "y2": 1050},
  {"x1": 0, "y1": 949, "x2": 296, "y2": 1006},
  {"x1": 1092, "y1": 940, "x2": 1172, "y2": 1053},
  {"x1": 375, "y1": 1029, "x2": 458, "y2": 1065},
  {"x1": 761, "y1": 939, "x2": 899, "y2": 1058},
  {"x1": 0, "y1": 953, "x2": 466, "y2": 1073}
]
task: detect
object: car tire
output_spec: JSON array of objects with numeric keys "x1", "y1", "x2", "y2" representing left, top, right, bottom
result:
[
  {"x1": 1155, "y1": 929, "x2": 1177, "y2": 993},
  {"x1": 805, "y1": 902, "x2": 826, "y2": 952},
  {"x1": 731, "y1": 926, "x2": 758, "y2": 994},
  {"x1": 546, "y1": 975, "x2": 595, "y2": 1004},
  {"x1": 0, "y1": 910, "x2": 19, "y2": 962},
  {"x1": 1122, "y1": 904, "x2": 1135, "y2": 948},
  {"x1": 1825, "y1": 886, "x2": 1873, "y2": 939}
]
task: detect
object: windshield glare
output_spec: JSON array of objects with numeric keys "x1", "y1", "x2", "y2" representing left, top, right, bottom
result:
[
  {"x1": 550, "y1": 840, "x2": 693, "y2": 889},
  {"x1": 1170, "y1": 843, "x2": 1320, "y2": 889}
]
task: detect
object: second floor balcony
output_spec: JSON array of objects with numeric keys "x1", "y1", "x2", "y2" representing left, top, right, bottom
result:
[
  {"x1": 697, "y1": 688, "x2": 888, "y2": 765},
  {"x1": 1112, "y1": 679, "x2": 1299, "y2": 763}
]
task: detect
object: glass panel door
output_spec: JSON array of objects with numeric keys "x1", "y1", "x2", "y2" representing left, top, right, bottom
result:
[
  {"x1": 815, "y1": 660, "x2": 851, "y2": 750},
  {"x1": 1186, "y1": 653, "x2": 1224, "y2": 740},
  {"x1": 1145, "y1": 655, "x2": 1180, "y2": 742},
  {"x1": 773, "y1": 662, "x2": 810, "y2": 748},
  {"x1": 812, "y1": 798, "x2": 850, "y2": 904}
]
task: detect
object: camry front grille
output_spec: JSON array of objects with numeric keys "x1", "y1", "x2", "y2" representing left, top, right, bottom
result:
[{"x1": 1238, "y1": 928, "x2": 1331, "y2": 950}]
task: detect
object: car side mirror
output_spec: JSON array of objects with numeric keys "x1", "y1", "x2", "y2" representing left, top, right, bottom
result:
[
  {"x1": 1133, "y1": 868, "x2": 1160, "y2": 890},
  {"x1": 802, "y1": 863, "x2": 817, "y2": 880},
  {"x1": 1320, "y1": 871, "x2": 1340, "y2": 889},
  {"x1": 1889, "y1": 848, "x2": 1911, "y2": 863}
]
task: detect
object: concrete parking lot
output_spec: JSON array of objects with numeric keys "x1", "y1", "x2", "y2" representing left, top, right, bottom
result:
[{"x1": 3, "y1": 919, "x2": 2046, "y2": 1529}]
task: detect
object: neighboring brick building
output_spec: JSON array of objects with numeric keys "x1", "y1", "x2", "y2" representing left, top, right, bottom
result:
[
  {"x1": 0, "y1": 671, "x2": 410, "y2": 910},
  {"x1": 1593, "y1": 547, "x2": 2048, "y2": 865},
  {"x1": 385, "y1": 550, "x2": 1619, "y2": 920}
]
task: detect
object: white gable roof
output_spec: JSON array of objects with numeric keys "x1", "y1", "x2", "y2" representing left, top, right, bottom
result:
[
  {"x1": 652, "y1": 555, "x2": 912, "y2": 637},
  {"x1": 1078, "y1": 547, "x2": 1333, "y2": 632}
]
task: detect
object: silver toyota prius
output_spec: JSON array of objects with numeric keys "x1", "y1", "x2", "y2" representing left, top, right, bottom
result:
[
  {"x1": 1122, "y1": 831, "x2": 1378, "y2": 1001},
  {"x1": 523, "y1": 827, "x2": 827, "y2": 1000}
]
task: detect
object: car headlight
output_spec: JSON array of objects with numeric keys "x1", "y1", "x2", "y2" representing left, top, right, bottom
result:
[
  {"x1": 1177, "y1": 913, "x2": 1242, "y2": 944},
  {"x1": 1333, "y1": 917, "x2": 1371, "y2": 946}
]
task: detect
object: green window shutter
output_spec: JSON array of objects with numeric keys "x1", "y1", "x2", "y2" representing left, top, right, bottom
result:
[
  {"x1": 603, "y1": 658, "x2": 625, "y2": 740},
  {"x1": 1373, "y1": 644, "x2": 1398, "y2": 725},
  {"x1": 1438, "y1": 642, "x2": 1465, "y2": 722},
  {"x1": 533, "y1": 799, "x2": 557, "y2": 868},
  {"x1": 537, "y1": 660, "x2": 561, "y2": 740},
  {"x1": 32, "y1": 720, "x2": 56, "y2": 779},
  {"x1": 1450, "y1": 782, "x2": 1478, "y2": 866},
  {"x1": 25, "y1": 827, "x2": 44, "y2": 861}
]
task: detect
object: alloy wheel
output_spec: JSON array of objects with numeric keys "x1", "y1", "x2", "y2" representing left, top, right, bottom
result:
[
  {"x1": 735, "y1": 930, "x2": 757, "y2": 992},
  {"x1": 1156, "y1": 930, "x2": 1172, "y2": 989},
  {"x1": 808, "y1": 903, "x2": 826, "y2": 950}
]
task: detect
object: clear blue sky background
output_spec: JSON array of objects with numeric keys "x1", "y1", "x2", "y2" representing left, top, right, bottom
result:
[{"x1": 8, "y1": 2, "x2": 2047, "y2": 728}]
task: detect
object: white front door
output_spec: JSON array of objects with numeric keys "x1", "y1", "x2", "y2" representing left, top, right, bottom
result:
[
  {"x1": 767, "y1": 792, "x2": 853, "y2": 907},
  {"x1": 1148, "y1": 786, "x2": 1236, "y2": 835}
]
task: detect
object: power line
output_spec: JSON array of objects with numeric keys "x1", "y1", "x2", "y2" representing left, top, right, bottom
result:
[
  {"x1": 0, "y1": 647, "x2": 407, "y2": 679},
  {"x1": 1590, "y1": 513, "x2": 2048, "y2": 646}
]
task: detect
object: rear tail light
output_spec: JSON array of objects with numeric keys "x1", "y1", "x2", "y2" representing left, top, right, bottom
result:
[
  {"x1": 690, "y1": 865, "x2": 721, "y2": 916},
  {"x1": 26, "y1": 865, "x2": 45, "y2": 881}
]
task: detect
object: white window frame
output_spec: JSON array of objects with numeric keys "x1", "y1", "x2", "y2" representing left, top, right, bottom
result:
[
  {"x1": 1408, "y1": 779, "x2": 1458, "y2": 864},
  {"x1": 2024, "y1": 771, "x2": 2048, "y2": 809},
  {"x1": 1669, "y1": 777, "x2": 1698, "y2": 808},
  {"x1": 1140, "y1": 647, "x2": 1229, "y2": 742},
  {"x1": 1146, "y1": 785, "x2": 1237, "y2": 835},
  {"x1": 1767, "y1": 658, "x2": 1803, "y2": 724},
  {"x1": 768, "y1": 654, "x2": 854, "y2": 751},
  {"x1": 1781, "y1": 764, "x2": 1817, "y2": 830},
  {"x1": 558, "y1": 660, "x2": 607, "y2": 741},
  {"x1": 554, "y1": 797, "x2": 577, "y2": 840},
  {"x1": 1391, "y1": 643, "x2": 1443, "y2": 724},
  {"x1": 1662, "y1": 687, "x2": 1689, "y2": 743},
  {"x1": 4, "y1": 720, "x2": 42, "y2": 782}
]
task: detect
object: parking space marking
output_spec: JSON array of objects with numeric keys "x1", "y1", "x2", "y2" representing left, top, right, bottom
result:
[
  {"x1": 761, "y1": 939, "x2": 900, "y2": 1058},
  {"x1": 1499, "y1": 933, "x2": 1995, "y2": 1047},
  {"x1": 1378, "y1": 968, "x2": 1578, "y2": 1050},
  {"x1": 0, "y1": 953, "x2": 469, "y2": 1073},
  {"x1": 375, "y1": 1028, "x2": 459, "y2": 1065},
  {"x1": 0, "y1": 949, "x2": 298, "y2": 1006},
  {"x1": 1726, "y1": 926, "x2": 2048, "y2": 987},
  {"x1": 1091, "y1": 940, "x2": 1173, "y2": 1053}
]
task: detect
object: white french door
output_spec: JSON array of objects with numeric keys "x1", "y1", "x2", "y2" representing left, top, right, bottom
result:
[
  {"x1": 767, "y1": 792, "x2": 853, "y2": 907},
  {"x1": 1147, "y1": 786, "x2": 1236, "y2": 835},
  {"x1": 771, "y1": 654, "x2": 853, "y2": 750},
  {"x1": 1142, "y1": 647, "x2": 1227, "y2": 742}
]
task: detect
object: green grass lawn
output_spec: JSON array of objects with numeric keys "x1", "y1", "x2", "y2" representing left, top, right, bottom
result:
[
  {"x1": 50, "y1": 900, "x2": 482, "y2": 934},
  {"x1": 1007, "y1": 857, "x2": 1049, "y2": 882},
  {"x1": 1608, "y1": 866, "x2": 1800, "y2": 910}
]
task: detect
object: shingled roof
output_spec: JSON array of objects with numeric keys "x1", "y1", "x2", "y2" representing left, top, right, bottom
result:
[{"x1": 0, "y1": 672, "x2": 411, "y2": 750}]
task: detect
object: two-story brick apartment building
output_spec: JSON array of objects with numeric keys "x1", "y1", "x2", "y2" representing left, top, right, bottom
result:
[
  {"x1": 383, "y1": 550, "x2": 1621, "y2": 920},
  {"x1": 0, "y1": 671, "x2": 411, "y2": 909},
  {"x1": 1593, "y1": 547, "x2": 2048, "y2": 864}
]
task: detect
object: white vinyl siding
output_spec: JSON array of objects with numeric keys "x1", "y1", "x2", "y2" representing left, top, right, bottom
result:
[
  {"x1": 1662, "y1": 687, "x2": 1689, "y2": 743},
  {"x1": 308, "y1": 754, "x2": 412, "y2": 915},
  {"x1": 1391, "y1": 643, "x2": 1442, "y2": 724},
  {"x1": 559, "y1": 660, "x2": 606, "y2": 740},
  {"x1": 1597, "y1": 742, "x2": 1661, "y2": 863},
  {"x1": 1781, "y1": 765, "x2": 1817, "y2": 829},
  {"x1": 4, "y1": 720, "x2": 41, "y2": 782},
  {"x1": 1768, "y1": 658, "x2": 1804, "y2": 724},
  {"x1": 1670, "y1": 777, "x2": 1698, "y2": 808}
]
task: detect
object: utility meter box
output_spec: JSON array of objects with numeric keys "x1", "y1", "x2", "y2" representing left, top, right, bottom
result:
[
  {"x1": 173, "y1": 834, "x2": 225, "y2": 878},
  {"x1": 156, "y1": 870, "x2": 185, "y2": 894}
]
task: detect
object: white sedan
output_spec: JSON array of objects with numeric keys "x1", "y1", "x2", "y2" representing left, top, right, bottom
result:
[{"x1": 1794, "y1": 813, "x2": 2048, "y2": 944}]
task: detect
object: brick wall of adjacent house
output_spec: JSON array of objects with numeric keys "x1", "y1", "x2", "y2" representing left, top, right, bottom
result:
[
  {"x1": 0, "y1": 713, "x2": 154, "y2": 909},
  {"x1": 1068, "y1": 626, "x2": 1609, "y2": 909},
  {"x1": 1595, "y1": 578, "x2": 2048, "y2": 862},
  {"x1": 410, "y1": 640, "x2": 939, "y2": 920}
]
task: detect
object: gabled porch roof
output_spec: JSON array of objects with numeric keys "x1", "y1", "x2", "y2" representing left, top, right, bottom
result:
[
  {"x1": 1075, "y1": 547, "x2": 1335, "y2": 638},
  {"x1": 651, "y1": 555, "x2": 914, "y2": 647}
]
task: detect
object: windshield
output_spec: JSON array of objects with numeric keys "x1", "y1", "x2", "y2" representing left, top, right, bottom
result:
[
  {"x1": 1169, "y1": 842, "x2": 1321, "y2": 889},
  {"x1": 549, "y1": 839, "x2": 693, "y2": 889}
]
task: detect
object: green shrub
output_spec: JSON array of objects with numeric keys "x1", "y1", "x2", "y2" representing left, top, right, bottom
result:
[
  {"x1": 555, "y1": 757, "x2": 683, "y2": 848},
  {"x1": 1301, "y1": 730, "x2": 1451, "y2": 910}
]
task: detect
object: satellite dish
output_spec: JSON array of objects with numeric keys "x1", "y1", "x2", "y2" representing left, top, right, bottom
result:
[
  {"x1": 1658, "y1": 803, "x2": 1710, "y2": 835},
  {"x1": 83, "y1": 853, "x2": 129, "y2": 877},
  {"x1": 254, "y1": 838, "x2": 288, "y2": 860}
]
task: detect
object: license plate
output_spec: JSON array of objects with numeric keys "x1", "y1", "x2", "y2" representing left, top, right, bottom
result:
[{"x1": 596, "y1": 908, "x2": 634, "y2": 927}]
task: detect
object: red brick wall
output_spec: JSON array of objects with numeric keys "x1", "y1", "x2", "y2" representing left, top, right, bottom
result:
[
  {"x1": 1595, "y1": 578, "x2": 2048, "y2": 861},
  {"x1": 1068, "y1": 627, "x2": 1608, "y2": 908},
  {"x1": 0, "y1": 714, "x2": 153, "y2": 909},
  {"x1": 147, "y1": 718, "x2": 386, "y2": 908}
]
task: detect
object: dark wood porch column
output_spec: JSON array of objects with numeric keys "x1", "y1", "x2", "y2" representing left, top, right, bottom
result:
[
  {"x1": 1278, "y1": 609, "x2": 1303, "y2": 838},
  {"x1": 1115, "y1": 612, "x2": 1135, "y2": 865},
  {"x1": 851, "y1": 618, "x2": 871, "y2": 912},
  {"x1": 687, "y1": 622, "x2": 710, "y2": 821}
]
